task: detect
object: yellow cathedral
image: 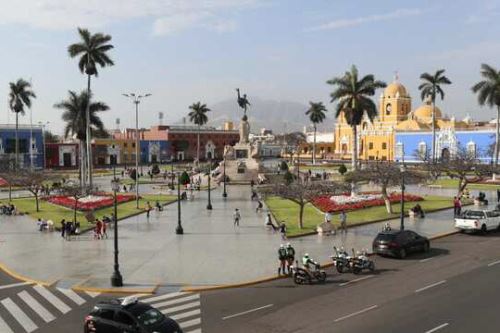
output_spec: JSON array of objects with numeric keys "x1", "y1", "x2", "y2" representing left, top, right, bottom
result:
[{"x1": 333, "y1": 79, "x2": 471, "y2": 161}]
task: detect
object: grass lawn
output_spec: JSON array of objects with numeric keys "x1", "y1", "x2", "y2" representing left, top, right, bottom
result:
[
  {"x1": 10, "y1": 194, "x2": 177, "y2": 230},
  {"x1": 265, "y1": 195, "x2": 461, "y2": 237},
  {"x1": 431, "y1": 178, "x2": 500, "y2": 190}
]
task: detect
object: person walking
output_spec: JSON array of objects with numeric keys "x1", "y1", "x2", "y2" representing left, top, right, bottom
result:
[
  {"x1": 324, "y1": 211, "x2": 332, "y2": 223},
  {"x1": 102, "y1": 220, "x2": 108, "y2": 239},
  {"x1": 278, "y1": 244, "x2": 288, "y2": 275},
  {"x1": 456, "y1": 197, "x2": 462, "y2": 216},
  {"x1": 146, "y1": 201, "x2": 152, "y2": 219},
  {"x1": 233, "y1": 208, "x2": 241, "y2": 227},
  {"x1": 95, "y1": 220, "x2": 102, "y2": 240},
  {"x1": 60, "y1": 219, "x2": 66, "y2": 238},
  {"x1": 256, "y1": 200, "x2": 263, "y2": 213},
  {"x1": 453, "y1": 197, "x2": 460, "y2": 216},
  {"x1": 279, "y1": 222, "x2": 287, "y2": 240},
  {"x1": 339, "y1": 210, "x2": 347, "y2": 232},
  {"x1": 286, "y1": 243, "x2": 295, "y2": 274},
  {"x1": 265, "y1": 213, "x2": 277, "y2": 231}
]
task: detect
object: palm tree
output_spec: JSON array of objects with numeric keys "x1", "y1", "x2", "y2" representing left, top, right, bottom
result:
[
  {"x1": 188, "y1": 102, "x2": 210, "y2": 163},
  {"x1": 472, "y1": 64, "x2": 500, "y2": 166},
  {"x1": 305, "y1": 101, "x2": 327, "y2": 165},
  {"x1": 55, "y1": 91, "x2": 108, "y2": 187},
  {"x1": 418, "y1": 69, "x2": 452, "y2": 162},
  {"x1": 8, "y1": 79, "x2": 36, "y2": 170},
  {"x1": 68, "y1": 27, "x2": 114, "y2": 188},
  {"x1": 327, "y1": 65, "x2": 386, "y2": 171}
]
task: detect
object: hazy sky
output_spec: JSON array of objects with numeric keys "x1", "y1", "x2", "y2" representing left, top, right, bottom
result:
[{"x1": 1, "y1": 0, "x2": 500, "y2": 135}]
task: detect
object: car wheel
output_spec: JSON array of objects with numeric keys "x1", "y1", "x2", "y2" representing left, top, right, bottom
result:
[
  {"x1": 399, "y1": 248, "x2": 407, "y2": 259},
  {"x1": 481, "y1": 224, "x2": 487, "y2": 234},
  {"x1": 423, "y1": 242, "x2": 430, "y2": 253}
]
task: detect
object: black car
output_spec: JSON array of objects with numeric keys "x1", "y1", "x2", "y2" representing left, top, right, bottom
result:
[
  {"x1": 372, "y1": 230, "x2": 430, "y2": 259},
  {"x1": 84, "y1": 296, "x2": 183, "y2": 333}
]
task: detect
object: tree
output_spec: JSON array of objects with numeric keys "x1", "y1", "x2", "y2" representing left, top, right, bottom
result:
[
  {"x1": 418, "y1": 69, "x2": 452, "y2": 162},
  {"x1": 60, "y1": 183, "x2": 87, "y2": 224},
  {"x1": 8, "y1": 79, "x2": 36, "y2": 170},
  {"x1": 305, "y1": 101, "x2": 327, "y2": 165},
  {"x1": 338, "y1": 164, "x2": 347, "y2": 175},
  {"x1": 471, "y1": 64, "x2": 500, "y2": 166},
  {"x1": 9, "y1": 171, "x2": 56, "y2": 212},
  {"x1": 345, "y1": 162, "x2": 425, "y2": 213},
  {"x1": 327, "y1": 65, "x2": 386, "y2": 171},
  {"x1": 280, "y1": 161, "x2": 289, "y2": 172},
  {"x1": 44, "y1": 130, "x2": 60, "y2": 143},
  {"x1": 55, "y1": 90, "x2": 108, "y2": 189},
  {"x1": 0, "y1": 155, "x2": 15, "y2": 201},
  {"x1": 262, "y1": 180, "x2": 347, "y2": 229},
  {"x1": 68, "y1": 27, "x2": 114, "y2": 188},
  {"x1": 281, "y1": 132, "x2": 307, "y2": 163},
  {"x1": 188, "y1": 102, "x2": 210, "y2": 164},
  {"x1": 179, "y1": 171, "x2": 191, "y2": 185}
]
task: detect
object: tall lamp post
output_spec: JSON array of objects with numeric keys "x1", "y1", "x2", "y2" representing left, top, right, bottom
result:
[
  {"x1": 176, "y1": 173, "x2": 184, "y2": 234},
  {"x1": 110, "y1": 167, "x2": 123, "y2": 287},
  {"x1": 400, "y1": 164, "x2": 406, "y2": 231},
  {"x1": 122, "y1": 93, "x2": 151, "y2": 209},
  {"x1": 170, "y1": 159, "x2": 175, "y2": 190},
  {"x1": 207, "y1": 158, "x2": 213, "y2": 210},
  {"x1": 222, "y1": 148, "x2": 227, "y2": 198}
]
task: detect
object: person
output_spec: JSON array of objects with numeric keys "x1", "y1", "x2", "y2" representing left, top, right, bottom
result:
[
  {"x1": 251, "y1": 190, "x2": 258, "y2": 201},
  {"x1": 61, "y1": 219, "x2": 66, "y2": 238},
  {"x1": 278, "y1": 244, "x2": 288, "y2": 275},
  {"x1": 286, "y1": 243, "x2": 295, "y2": 273},
  {"x1": 302, "y1": 253, "x2": 319, "y2": 272},
  {"x1": 101, "y1": 220, "x2": 108, "y2": 239},
  {"x1": 233, "y1": 208, "x2": 241, "y2": 227},
  {"x1": 74, "y1": 221, "x2": 81, "y2": 235},
  {"x1": 146, "y1": 201, "x2": 152, "y2": 219},
  {"x1": 411, "y1": 203, "x2": 425, "y2": 218},
  {"x1": 339, "y1": 210, "x2": 347, "y2": 232},
  {"x1": 37, "y1": 218, "x2": 47, "y2": 232},
  {"x1": 256, "y1": 200, "x2": 263, "y2": 213},
  {"x1": 497, "y1": 189, "x2": 500, "y2": 203},
  {"x1": 95, "y1": 220, "x2": 102, "y2": 240},
  {"x1": 65, "y1": 221, "x2": 73, "y2": 240},
  {"x1": 279, "y1": 222, "x2": 287, "y2": 240},
  {"x1": 123, "y1": 185, "x2": 127, "y2": 192},
  {"x1": 453, "y1": 197, "x2": 460, "y2": 216},
  {"x1": 324, "y1": 211, "x2": 332, "y2": 223},
  {"x1": 155, "y1": 201, "x2": 163, "y2": 212},
  {"x1": 265, "y1": 213, "x2": 277, "y2": 231},
  {"x1": 383, "y1": 222, "x2": 391, "y2": 231},
  {"x1": 250, "y1": 179, "x2": 255, "y2": 188}
]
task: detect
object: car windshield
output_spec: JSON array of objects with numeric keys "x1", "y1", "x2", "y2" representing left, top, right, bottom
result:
[
  {"x1": 134, "y1": 308, "x2": 164, "y2": 327},
  {"x1": 463, "y1": 211, "x2": 485, "y2": 219},
  {"x1": 375, "y1": 233, "x2": 395, "y2": 241}
]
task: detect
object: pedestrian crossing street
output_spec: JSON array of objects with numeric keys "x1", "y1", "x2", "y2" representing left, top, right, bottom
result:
[
  {"x1": 136, "y1": 291, "x2": 202, "y2": 333},
  {"x1": 0, "y1": 283, "x2": 100, "y2": 333}
]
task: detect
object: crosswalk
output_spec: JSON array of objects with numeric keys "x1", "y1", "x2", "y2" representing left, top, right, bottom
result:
[
  {"x1": 0, "y1": 283, "x2": 99, "y2": 333},
  {"x1": 139, "y1": 291, "x2": 203, "y2": 333}
]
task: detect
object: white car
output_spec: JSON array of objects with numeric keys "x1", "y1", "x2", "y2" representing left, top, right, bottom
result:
[{"x1": 454, "y1": 209, "x2": 500, "y2": 233}]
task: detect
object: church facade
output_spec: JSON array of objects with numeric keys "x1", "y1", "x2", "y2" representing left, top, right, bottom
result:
[{"x1": 333, "y1": 79, "x2": 496, "y2": 163}]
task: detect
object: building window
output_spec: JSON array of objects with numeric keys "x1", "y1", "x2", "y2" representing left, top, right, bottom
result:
[
  {"x1": 381, "y1": 156, "x2": 387, "y2": 161},
  {"x1": 124, "y1": 143, "x2": 128, "y2": 148},
  {"x1": 386, "y1": 103, "x2": 392, "y2": 115},
  {"x1": 327, "y1": 147, "x2": 331, "y2": 153},
  {"x1": 368, "y1": 156, "x2": 375, "y2": 160},
  {"x1": 132, "y1": 143, "x2": 136, "y2": 148},
  {"x1": 368, "y1": 142, "x2": 374, "y2": 150},
  {"x1": 382, "y1": 142, "x2": 387, "y2": 150}
]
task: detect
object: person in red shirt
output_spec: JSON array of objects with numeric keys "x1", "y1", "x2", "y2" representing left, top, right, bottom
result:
[{"x1": 95, "y1": 220, "x2": 102, "y2": 240}]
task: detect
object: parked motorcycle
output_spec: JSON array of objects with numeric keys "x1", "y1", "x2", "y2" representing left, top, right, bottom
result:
[
  {"x1": 290, "y1": 261, "x2": 327, "y2": 284},
  {"x1": 350, "y1": 249, "x2": 375, "y2": 275},
  {"x1": 331, "y1": 246, "x2": 351, "y2": 273}
]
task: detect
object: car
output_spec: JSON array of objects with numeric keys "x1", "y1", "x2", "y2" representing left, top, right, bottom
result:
[
  {"x1": 372, "y1": 230, "x2": 430, "y2": 259},
  {"x1": 455, "y1": 209, "x2": 500, "y2": 233},
  {"x1": 84, "y1": 296, "x2": 183, "y2": 333}
]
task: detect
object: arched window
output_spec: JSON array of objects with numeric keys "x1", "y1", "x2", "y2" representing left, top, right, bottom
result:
[{"x1": 386, "y1": 103, "x2": 392, "y2": 115}]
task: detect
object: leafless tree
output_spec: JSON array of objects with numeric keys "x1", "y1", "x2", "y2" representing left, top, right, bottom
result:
[
  {"x1": 8, "y1": 171, "x2": 57, "y2": 212},
  {"x1": 345, "y1": 162, "x2": 426, "y2": 213},
  {"x1": 60, "y1": 183, "x2": 88, "y2": 224},
  {"x1": 0, "y1": 155, "x2": 15, "y2": 201}
]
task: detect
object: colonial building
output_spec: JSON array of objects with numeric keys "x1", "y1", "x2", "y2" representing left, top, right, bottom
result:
[
  {"x1": 45, "y1": 143, "x2": 79, "y2": 168},
  {"x1": 0, "y1": 124, "x2": 45, "y2": 169},
  {"x1": 300, "y1": 132, "x2": 335, "y2": 161}
]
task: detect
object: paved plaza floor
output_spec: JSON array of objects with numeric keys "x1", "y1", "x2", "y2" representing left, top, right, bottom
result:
[{"x1": 0, "y1": 184, "x2": 498, "y2": 291}]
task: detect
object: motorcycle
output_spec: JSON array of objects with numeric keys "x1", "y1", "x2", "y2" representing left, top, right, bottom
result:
[
  {"x1": 331, "y1": 246, "x2": 351, "y2": 273},
  {"x1": 290, "y1": 261, "x2": 327, "y2": 284},
  {"x1": 350, "y1": 249, "x2": 375, "y2": 275}
]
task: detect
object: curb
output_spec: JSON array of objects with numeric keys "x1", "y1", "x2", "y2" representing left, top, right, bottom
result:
[
  {"x1": 71, "y1": 284, "x2": 157, "y2": 295},
  {"x1": 428, "y1": 230, "x2": 460, "y2": 240},
  {"x1": 0, "y1": 263, "x2": 52, "y2": 287}
]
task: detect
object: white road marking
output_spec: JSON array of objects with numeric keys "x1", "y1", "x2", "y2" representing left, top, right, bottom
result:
[
  {"x1": 0, "y1": 282, "x2": 32, "y2": 291},
  {"x1": 222, "y1": 304, "x2": 274, "y2": 320},
  {"x1": 85, "y1": 291, "x2": 100, "y2": 298},
  {"x1": 142, "y1": 291, "x2": 187, "y2": 303},
  {"x1": 179, "y1": 318, "x2": 201, "y2": 329},
  {"x1": 160, "y1": 301, "x2": 200, "y2": 315},
  {"x1": 487, "y1": 259, "x2": 500, "y2": 267},
  {"x1": 57, "y1": 288, "x2": 86, "y2": 306},
  {"x1": 339, "y1": 275, "x2": 374, "y2": 286},
  {"x1": 152, "y1": 294, "x2": 199, "y2": 308},
  {"x1": 170, "y1": 309, "x2": 201, "y2": 321},
  {"x1": 415, "y1": 280, "x2": 447, "y2": 293},
  {"x1": 420, "y1": 257, "x2": 435, "y2": 263},
  {"x1": 424, "y1": 323, "x2": 449, "y2": 333},
  {"x1": 334, "y1": 305, "x2": 378, "y2": 322},
  {"x1": 0, "y1": 314, "x2": 14, "y2": 333},
  {"x1": 1, "y1": 298, "x2": 38, "y2": 333},
  {"x1": 33, "y1": 285, "x2": 71, "y2": 314},
  {"x1": 18, "y1": 291, "x2": 56, "y2": 323}
]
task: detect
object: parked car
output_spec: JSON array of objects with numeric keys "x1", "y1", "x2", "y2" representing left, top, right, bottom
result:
[
  {"x1": 455, "y1": 209, "x2": 500, "y2": 233},
  {"x1": 372, "y1": 230, "x2": 430, "y2": 259},
  {"x1": 84, "y1": 296, "x2": 182, "y2": 333}
]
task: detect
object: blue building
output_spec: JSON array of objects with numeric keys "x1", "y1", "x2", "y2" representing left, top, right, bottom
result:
[
  {"x1": 395, "y1": 128, "x2": 495, "y2": 163},
  {"x1": 139, "y1": 140, "x2": 171, "y2": 164},
  {"x1": 0, "y1": 124, "x2": 45, "y2": 169}
]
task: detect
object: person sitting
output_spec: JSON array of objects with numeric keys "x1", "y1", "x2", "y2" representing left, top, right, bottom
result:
[
  {"x1": 302, "y1": 253, "x2": 319, "y2": 272},
  {"x1": 383, "y1": 222, "x2": 391, "y2": 231},
  {"x1": 37, "y1": 218, "x2": 48, "y2": 231},
  {"x1": 411, "y1": 204, "x2": 425, "y2": 218},
  {"x1": 478, "y1": 192, "x2": 488, "y2": 205}
]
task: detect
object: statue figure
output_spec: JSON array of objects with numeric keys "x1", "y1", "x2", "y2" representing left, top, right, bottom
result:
[{"x1": 236, "y1": 88, "x2": 251, "y2": 120}]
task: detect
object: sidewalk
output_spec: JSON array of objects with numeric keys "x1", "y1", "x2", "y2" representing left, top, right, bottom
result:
[{"x1": 0, "y1": 185, "x2": 497, "y2": 291}]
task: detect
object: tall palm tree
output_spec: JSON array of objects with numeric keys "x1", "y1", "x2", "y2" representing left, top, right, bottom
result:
[
  {"x1": 188, "y1": 102, "x2": 210, "y2": 163},
  {"x1": 55, "y1": 91, "x2": 108, "y2": 188},
  {"x1": 68, "y1": 27, "x2": 114, "y2": 189},
  {"x1": 8, "y1": 79, "x2": 36, "y2": 170},
  {"x1": 418, "y1": 69, "x2": 452, "y2": 162},
  {"x1": 305, "y1": 101, "x2": 327, "y2": 165},
  {"x1": 327, "y1": 65, "x2": 386, "y2": 171}
]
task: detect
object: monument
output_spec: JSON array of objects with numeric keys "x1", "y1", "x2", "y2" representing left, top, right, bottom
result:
[{"x1": 219, "y1": 89, "x2": 262, "y2": 183}]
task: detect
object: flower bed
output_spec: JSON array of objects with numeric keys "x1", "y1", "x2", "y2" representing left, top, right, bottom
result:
[
  {"x1": 312, "y1": 192, "x2": 423, "y2": 213},
  {"x1": 46, "y1": 193, "x2": 136, "y2": 211},
  {"x1": 0, "y1": 177, "x2": 8, "y2": 187}
]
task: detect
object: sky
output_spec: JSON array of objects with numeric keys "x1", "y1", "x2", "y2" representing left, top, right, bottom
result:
[{"x1": 1, "y1": 0, "x2": 500, "y2": 135}]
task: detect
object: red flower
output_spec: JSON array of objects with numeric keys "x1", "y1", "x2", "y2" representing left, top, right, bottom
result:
[{"x1": 45, "y1": 194, "x2": 137, "y2": 211}]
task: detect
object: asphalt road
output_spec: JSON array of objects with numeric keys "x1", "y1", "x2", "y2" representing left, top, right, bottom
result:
[{"x1": 0, "y1": 232, "x2": 498, "y2": 333}]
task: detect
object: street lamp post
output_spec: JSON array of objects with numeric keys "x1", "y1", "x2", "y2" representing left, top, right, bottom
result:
[
  {"x1": 170, "y1": 160, "x2": 174, "y2": 190},
  {"x1": 207, "y1": 158, "x2": 213, "y2": 210},
  {"x1": 110, "y1": 166, "x2": 123, "y2": 287},
  {"x1": 222, "y1": 149, "x2": 227, "y2": 198},
  {"x1": 176, "y1": 174, "x2": 184, "y2": 235},
  {"x1": 123, "y1": 93, "x2": 151, "y2": 209},
  {"x1": 400, "y1": 164, "x2": 406, "y2": 231}
]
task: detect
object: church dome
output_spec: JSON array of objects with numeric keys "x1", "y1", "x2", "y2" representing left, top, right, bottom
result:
[
  {"x1": 414, "y1": 102, "x2": 442, "y2": 121},
  {"x1": 384, "y1": 82, "x2": 408, "y2": 98}
]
